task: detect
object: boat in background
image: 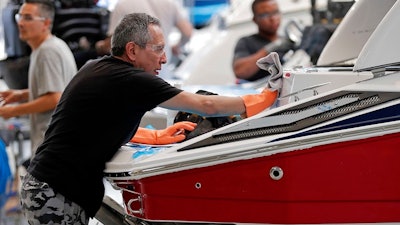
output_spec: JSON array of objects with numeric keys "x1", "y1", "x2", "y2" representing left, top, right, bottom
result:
[
  {"x1": 279, "y1": 0, "x2": 396, "y2": 106},
  {"x1": 103, "y1": 0, "x2": 400, "y2": 224}
]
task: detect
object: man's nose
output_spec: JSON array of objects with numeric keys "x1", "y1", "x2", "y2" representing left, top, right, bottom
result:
[{"x1": 160, "y1": 52, "x2": 167, "y2": 64}]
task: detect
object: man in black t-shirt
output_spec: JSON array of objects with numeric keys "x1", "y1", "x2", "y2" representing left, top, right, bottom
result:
[
  {"x1": 232, "y1": 0, "x2": 294, "y2": 84},
  {"x1": 20, "y1": 13, "x2": 280, "y2": 224}
]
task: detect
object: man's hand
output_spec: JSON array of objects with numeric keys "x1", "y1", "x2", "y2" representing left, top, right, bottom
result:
[
  {"x1": 130, "y1": 121, "x2": 197, "y2": 145},
  {"x1": 240, "y1": 89, "x2": 278, "y2": 118},
  {"x1": 0, "y1": 105, "x2": 16, "y2": 119},
  {"x1": 0, "y1": 90, "x2": 25, "y2": 106}
]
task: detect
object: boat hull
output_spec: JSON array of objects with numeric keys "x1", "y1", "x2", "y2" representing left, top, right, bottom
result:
[{"x1": 114, "y1": 132, "x2": 400, "y2": 224}]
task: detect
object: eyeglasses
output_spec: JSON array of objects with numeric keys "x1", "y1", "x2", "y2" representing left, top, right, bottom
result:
[
  {"x1": 15, "y1": 13, "x2": 46, "y2": 22},
  {"x1": 146, "y1": 43, "x2": 165, "y2": 56},
  {"x1": 256, "y1": 11, "x2": 280, "y2": 20}
]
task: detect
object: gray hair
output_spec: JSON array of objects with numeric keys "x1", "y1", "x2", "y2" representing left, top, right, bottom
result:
[{"x1": 111, "y1": 13, "x2": 161, "y2": 56}]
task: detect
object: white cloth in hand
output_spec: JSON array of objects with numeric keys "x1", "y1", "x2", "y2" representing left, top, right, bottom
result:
[{"x1": 256, "y1": 52, "x2": 283, "y2": 92}]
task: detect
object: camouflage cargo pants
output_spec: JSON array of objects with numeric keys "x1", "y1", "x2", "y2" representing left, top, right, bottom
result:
[{"x1": 20, "y1": 173, "x2": 89, "y2": 225}]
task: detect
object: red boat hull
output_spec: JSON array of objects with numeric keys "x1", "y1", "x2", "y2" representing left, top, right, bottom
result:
[{"x1": 116, "y1": 132, "x2": 400, "y2": 224}]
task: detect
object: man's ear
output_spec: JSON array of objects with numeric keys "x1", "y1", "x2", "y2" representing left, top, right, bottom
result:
[
  {"x1": 45, "y1": 19, "x2": 52, "y2": 31},
  {"x1": 126, "y1": 41, "x2": 137, "y2": 62}
]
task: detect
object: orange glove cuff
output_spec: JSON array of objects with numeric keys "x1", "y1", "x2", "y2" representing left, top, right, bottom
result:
[{"x1": 241, "y1": 89, "x2": 277, "y2": 117}]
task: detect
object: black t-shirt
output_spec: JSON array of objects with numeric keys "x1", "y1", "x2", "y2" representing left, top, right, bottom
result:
[
  {"x1": 28, "y1": 56, "x2": 182, "y2": 217},
  {"x1": 233, "y1": 33, "x2": 288, "y2": 82}
]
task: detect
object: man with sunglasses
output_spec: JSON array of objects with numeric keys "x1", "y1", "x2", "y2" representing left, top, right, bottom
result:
[
  {"x1": 20, "y1": 12, "x2": 281, "y2": 224},
  {"x1": 232, "y1": 0, "x2": 294, "y2": 84}
]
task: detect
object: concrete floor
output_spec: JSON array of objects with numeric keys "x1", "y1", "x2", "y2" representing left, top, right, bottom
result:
[{"x1": 0, "y1": 210, "x2": 29, "y2": 225}]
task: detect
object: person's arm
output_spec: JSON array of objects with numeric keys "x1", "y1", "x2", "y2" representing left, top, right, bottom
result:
[
  {"x1": 176, "y1": 19, "x2": 193, "y2": 46},
  {"x1": 0, "y1": 89, "x2": 29, "y2": 105},
  {"x1": 161, "y1": 91, "x2": 245, "y2": 117},
  {"x1": 0, "y1": 92, "x2": 61, "y2": 119},
  {"x1": 172, "y1": 17, "x2": 193, "y2": 56},
  {"x1": 160, "y1": 89, "x2": 277, "y2": 118},
  {"x1": 171, "y1": 0, "x2": 194, "y2": 56},
  {"x1": 95, "y1": 36, "x2": 111, "y2": 55},
  {"x1": 233, "y1": 36, "x2": 293, "y2": 80},
  {"x1": 130, "y1": 93, "x2": 246, "y2": 145},
  {"x1": 233, "y1": 48, "x2": 268, "y2": 80}
]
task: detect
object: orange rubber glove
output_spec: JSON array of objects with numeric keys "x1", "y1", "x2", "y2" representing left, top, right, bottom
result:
[
  {"x1": 240, "y1": 89, "x2": 278, "y2": 118},
  {"x1": 130, "y1": 121, "x2": 197, "y2": 145}
]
